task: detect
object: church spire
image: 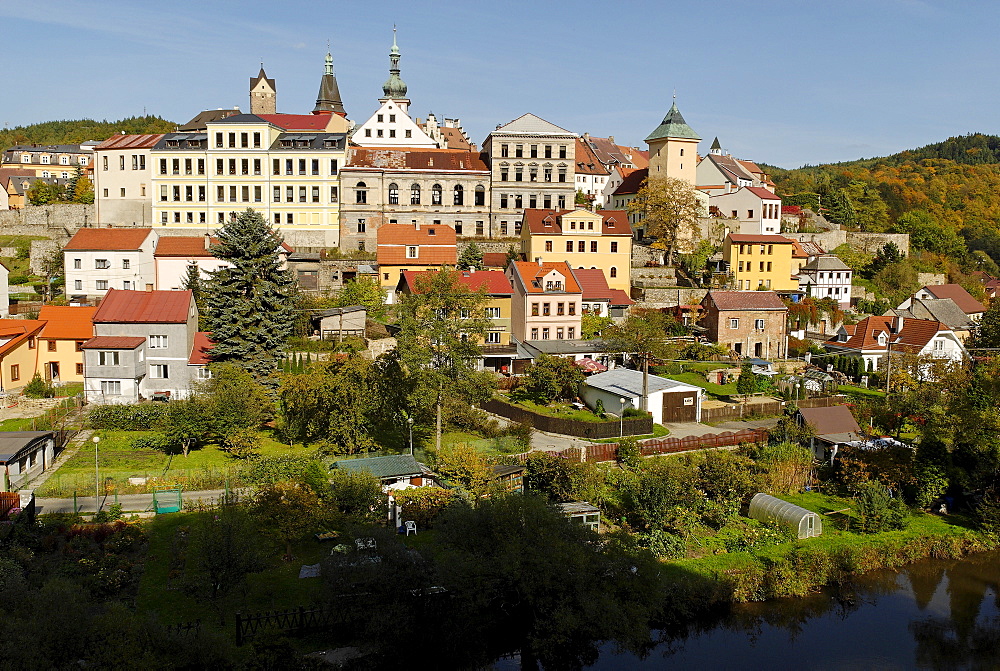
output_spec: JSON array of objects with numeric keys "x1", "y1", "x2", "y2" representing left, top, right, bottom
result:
[
  {"x1": 313, "y1": 50, "x2": 346, "y2": 116},
  {"x1": 382, "y1": 27, "x2": 408, "y2": 99}
]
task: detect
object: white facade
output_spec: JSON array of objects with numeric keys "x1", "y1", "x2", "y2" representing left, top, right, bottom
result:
[
  {"x1": 580, "y1": 370, "x2": 704, "y2": 426},
  {"x1": 710, "y1": 187, "x2": 781, "y2": 234},
  {"x1": 155, "y1": 257, "x2": 232, "y2": 290},
  {"x1": 64, "y1": 230, "x2": 158, "y2": 300},
  {"x1": 797, "y1": 256, "x2": 852, "y2": 307},
  {"x1": 0, "y1": 263, "x2": 8, "y2": 317},
  {"x1": 353, "y1": 99, "x2": 438, "y2": 148},
  {"x1": 93, "y1": 136, "x2": 160, "y2": 226}
]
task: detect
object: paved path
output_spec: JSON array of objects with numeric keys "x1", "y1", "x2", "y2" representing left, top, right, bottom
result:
[
  {"x1": 36, "y1": 488, "x2": 230, "y2": 514},
  {"x1": 22, "y1": 428, "x2": 93, "y2": 492}
]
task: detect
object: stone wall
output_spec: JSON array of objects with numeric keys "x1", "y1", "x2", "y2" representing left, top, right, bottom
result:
[
  {"x1": 917, "y1": 272, "x2": 946, "y2": 286},
  {"x1": 0, "y1": 205, "x2": 95, "y2": 241},
  {"x1": 29, "y1": 240, "x2": 60, "y2": 275},
  {"x1": 782, "y1": 230, "x2": 910, "y2": 257},
  {"x1": 633, "y1": 287, "x2": 707, "y2": 307}
]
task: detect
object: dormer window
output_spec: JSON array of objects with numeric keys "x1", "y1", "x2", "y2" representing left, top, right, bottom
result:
[
  {"x1": 428, "y1": 228, "x2": 436, "y2": 236},
  {"x1": 543, "y1": 216, "x2": 554, "y2": 227},
  {"x1": 606, "y1": 218, "x2": 615, "y2": 228},
  {"x1": 406, "y1": 246, "x2": 418, "y2": 259}
]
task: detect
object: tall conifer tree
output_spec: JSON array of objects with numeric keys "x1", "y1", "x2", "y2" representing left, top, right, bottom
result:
[{"x1": 204, "y1": 209, "x2": 295, "y2": 382}]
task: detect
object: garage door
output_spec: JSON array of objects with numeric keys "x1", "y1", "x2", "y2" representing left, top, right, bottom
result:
[{"x1": 662, "y1": 391, "x2": 698, "y2": 423}]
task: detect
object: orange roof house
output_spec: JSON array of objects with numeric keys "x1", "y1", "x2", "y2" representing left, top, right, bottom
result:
[
  {"x1": 825, "y1": 314, "x2": 967, "y2": 373},
  {"x1": 377, "y1": 223, "x2": 458, "y2": 299},
  {"x1": 0, "y1": 319, "x2": 46, "y2": 392},
  {"x1": 36, "y1": 305, "x2": 97, "y2": 384}
]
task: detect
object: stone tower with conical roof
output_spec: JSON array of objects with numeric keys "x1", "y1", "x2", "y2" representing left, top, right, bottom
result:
[
  {"x1": 313, "y1": 51, "x2": 347, "y2": 116},
  {"x1": 249, "y1": 66, "x2": 276, "y2": 115},
  {"x1": 645, "y1": 99, "x2": 701, "y2": 185}
]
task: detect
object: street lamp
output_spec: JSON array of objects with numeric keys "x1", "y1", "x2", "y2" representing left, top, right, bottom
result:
[
  {"x1": 92, "y1": 435, "x2": 101, "y2": 512},
  {"x1": 619, "y1": 397, "x2": 627, "y2": 437},
  {"x1": 407, "y1": 417, "x2": 414, "y2": 456}
]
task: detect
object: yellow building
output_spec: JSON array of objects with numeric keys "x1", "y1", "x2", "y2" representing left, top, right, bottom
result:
[
  {"x1": 0, "y1": 320, "x2": 46, "y2": 392},
  {"x1": 37, "y1": 306, "x2": 97, "y2": 384},
  {"x1": 723, "y1": 233, "x2": 798, "y2": 292},
  {"x1": 519, "y1": 208, "x2": 632, "y2": 291}
]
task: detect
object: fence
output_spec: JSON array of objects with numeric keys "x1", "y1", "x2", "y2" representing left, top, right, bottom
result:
[
  {"x1": 517, "y1": 428, "x2": 769, "y2": 464},
  {"x1": 700, "y1": 399, "x2": 784, "y2": 424},
  {"x1": 796, "y1": 395, "x2": 848, "y2": 408},
  {"x1": 483, "y1": 398, "x2": 653, "y2": 439},
  {"x1": 236, "y1": 606, "x2": 337, "y2": 645}
]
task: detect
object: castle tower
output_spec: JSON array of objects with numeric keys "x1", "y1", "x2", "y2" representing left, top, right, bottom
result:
[
  {"x1": 249, "y1": 66, "x2": 276, "y2": 115},
  {"x1": 313, "y1": 51, "x2": 347, "y2": 116},
  {"x1": 644, "y1": 98, "x2": 701, "y2": 185}
]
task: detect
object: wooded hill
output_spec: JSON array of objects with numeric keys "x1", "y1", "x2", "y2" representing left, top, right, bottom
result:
[
  {"x1": 0, "y1": 116, "x2": 176, "y2": 152},
  {"x1": 769, "y1": 133, "x2": 1000, "y2": 283}
]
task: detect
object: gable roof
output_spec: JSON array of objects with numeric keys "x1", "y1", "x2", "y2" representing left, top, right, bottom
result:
[
  {"x1": 572, "y1": 268, "x2": 633, "y2": 305},
  {"x1": 799, "y1": 255, "x2": 852, "y2": 272},
  {"x1": 799, "y1": 405, "x2": 862, "y2": 438},
  {"x1": 521, "y1": 209, "x2": 632, "y2": 236},
  {"x1": 400, "y1": 269, "x2": 513, "y2": 295},
  {"x1": 93, "y1": 289, "x2": 193, "y2": 324},
  {"x1": 82, "y1": 336, "x2": 146, "y2": 350},
  {"x1": 612, "y1": 167, "x2": 648, "y2": 196},
  {"x1": 825, "y1": 315, "x2": 947, "y2": 353},
  {"x1": 346, "y1": 148, "x2": 488, "y2": 172},
  {"x1": 481, "y1": 252, "x2": 511, "y2": 269},
  {"x1": 920, "y1": 284, "x2": 985, "y2": 315},
  {"x1": 178, "y1": 109, "x2": 241, "y2": 131},
  {"x1": 438, "y1": 126, "x2": 474, "y2": 151},
  {"x1": 704, "y1": 153, "x2": 756, "y2": 184},
  {"x1": 154, "y1": 236, "x2": 218, "y2": 258},
  {"x1": 745, "y1": 186, "x2": 780, "y2": 200},
  {"x1": 574, "y1": 138, "x2": 610, "y2": 176},
  {"x1": 95, "y1": 134, "x2": 165, "y2": 150},
  {"x1": 895, "y1": 298, "x2": 975, "y2": 331},
  {"x1": 333, "y1": 454, "x2": 423, "y2": 479},
  {"x1": 0, "y1": 320, "x2": 45, "y2": 358},
  {"x1": 376, "y1": 224, "x2": 457, "y2": 266},
  {"x1": 188, "y1": 332, "x2": 214, "y2": 365},
  {"x1": 38, "y1": 306, "x2": 96, "y2": 340},
  {"x1": 586, "y1": 368, "x2": 700, "y2": 398},
  {"x1": 64, "y1": 228, "x2": 154, "y2": 251},
  {"x1": 704, "y1": 291, "x2": 787, "y2": 311},
  {"x1": 492, "y1": 113, "x2": 576, "y2": 137},
  {"x1": 510, "y1": 261, "x2": 582, "y2": 294}
]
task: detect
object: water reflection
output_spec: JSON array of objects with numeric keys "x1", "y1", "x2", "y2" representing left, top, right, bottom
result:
[{"x1": 584, "y1": 551, "x2": 1000, "y2": 670}]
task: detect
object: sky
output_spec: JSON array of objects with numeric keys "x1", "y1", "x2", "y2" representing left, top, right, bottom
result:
[{"x1": 3, "y1": 0, "x2": 1000, "y2": 168}]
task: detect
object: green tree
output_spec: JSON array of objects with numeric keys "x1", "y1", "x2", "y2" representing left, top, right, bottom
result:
[
  {"x1": 604, "y1": 308, "x2": 685, "y2": 411},
  {"x1": 627, "y1": 176, "x2": 703, "y2": 265},
  {"x1": 520, "y1": 353, "x2": 585, "y2": 403},
  {"x1": 181, "y1": 263, "x2": 207, "y2": 329},
  {"x1": 335, "y1": 276, "x2": 386, "y2": 320},
  {"x1": 581, "y1": 312, "x2": 613, "y2": 339},
  {"x1": 736, "y1": 361, "x2": 757, "y2": 403},
  {"x1": 893, "y1": 210, "x2": 965, "y2": 258},
  {"x1": 970, "y1": 298, "x2": 1000, "y2": 349},
  {"x1": 161, "y1": 396, "x2": 212, "y2": 457},
  {"x1": 457, "y1": 242, "x2": 484, "y2": 270},
  {"x1": 204, "y1": 209, "x2": 296, "y2": 382},
  {"x1": 504, "y1": 244, "x2": 520, "y2": 268},
  {"x1": 524, "y1": 451, "x2": 576, "y2": 502},
  {"x1": 395, "y1": 268, "x2": 493, "y2": 452},
  {"x1": 435, "y1": 441, "x2": 496, "y2": 496},
  {"x1": 200, "y1": 363, "x2": 272, "y2": 439},
  {"x1": 853, "y1": 480, "x2": 910, "y2": 532},
  {"x1": 253, "y1": 480, "x2": 325, "y2": 560},
  {"x1": 26, "y1": 180, "x2": 59, "y2": 205}
]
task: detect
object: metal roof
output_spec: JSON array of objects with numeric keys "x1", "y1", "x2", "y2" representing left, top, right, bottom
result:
[
  {"x1": 332, "y1": 454, "x2": 422, "y2": 479},
  {"x1": 0, "y1": 432, "x2": 54, "y2": 463},
  {"x1": 585, "y1": 368, "x2": 700, "y2": 398}
]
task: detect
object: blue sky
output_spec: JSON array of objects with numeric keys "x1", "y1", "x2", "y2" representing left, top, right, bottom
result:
[{"x1": 3, "y1": 0, "x2": 998, "y2": 168}]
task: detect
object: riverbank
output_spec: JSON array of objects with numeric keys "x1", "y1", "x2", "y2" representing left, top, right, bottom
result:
[{"x1": 659, "y1": 495, "x2": 998, "y2": 617}]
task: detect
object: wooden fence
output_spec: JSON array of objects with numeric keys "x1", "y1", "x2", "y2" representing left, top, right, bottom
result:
[
  {"x1": 701, "y1": 400, "x2": 783, "y2": 424},
  {"x1": 236, "y1": 605, "x2": 337, "y2": 645},
  {"x1": 516, "y1": 428, "x2": 769, "y2": 464},
  {"x1": 483, "y1": 399, "x2": 653, "y2": 439},
  {"x1": 796, "y1": 395, "x2": 848, "y2": 408}
]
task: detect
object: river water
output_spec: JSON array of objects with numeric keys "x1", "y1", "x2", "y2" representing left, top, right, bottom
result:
[{"x1": 588, "y1": 550, "x2": 1000, "y2": 670}]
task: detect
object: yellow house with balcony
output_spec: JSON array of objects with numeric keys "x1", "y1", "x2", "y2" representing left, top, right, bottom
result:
[
  {"x1": 519, "y1": 208, "x2": 632, "y2": 291},
  {"x1": 723, "y1": 233, "x2": 798, "y2": 292}
]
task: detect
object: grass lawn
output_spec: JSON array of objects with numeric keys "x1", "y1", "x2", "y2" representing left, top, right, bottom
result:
[
  {"x1": 418, "y1": 430, "x2": 522, "y2": 459},
  {"x1": 839, "y1": 384, "x2": 886, "y2": 399},
  {"x1": 502, "y1": 396, "x2": 617, "y2": 424},
  {"x1": 665, "y1": 372, "x2": 738, "y2": 399},
  {"x1": 37, "y1": 430, "x2": 315, "y2": 497},
  {"x1": 681, "y1": 361, "x2": 732, "y2": 373},
  {"x1": 591, "y1": 423, "x2": 670, "y2": 443}
]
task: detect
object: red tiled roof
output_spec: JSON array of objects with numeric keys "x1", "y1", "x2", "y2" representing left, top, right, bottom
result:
[
  {"x1": 894, "y1": 317, "x2": 947, "y2": 353},
  {"x1": 257, "y1": 114, "x2": 335, "y2": 131},
  {"x1": 82, "y1": 336, "x2": 146, "y2": 350},
  {"x1": 154, "y1": 236, "x2": 218, "y2": 258},
  {"x1": 511, "y1": 261, "x2": 582, "y2": 294},
  {"x1": 346, "y1": 148, "x2": 489, "y2": 172},
  {"x1": 0, "y1": 320, "x2": 45, "y2": 359},
  {"x1": 438, "y1": 126, "x2": 474, "y2": 151},
  {"x1": 922, "y1": 284, "x2": 985, "y2": 315},
  {"x1": 376, "y1": 224, "x2": 457, "y2": 266},
  {"x1": 791, "y1": 240, "x2": 809, "y2": 259},
  {"x1": 825, "y1": 315, "x2": 946, "y2": 353},
  {"x1": 95, "y1": 134, "x2": 164, "y2": 150},
  {"x1": 38, "y1": 306, "x2": 96, "y2": 340},
  {"x1": 704, "y1": 291, "x2": 787, "y2": 311},
  {"x1": 64, "y1": 228, "x2": 154, "y2": 251},
  {"x1": 400, "y1": 269, "x2": 513, "y2": 295},
  {"x1": 189, "y1": 332, "x2": 214, "y2": 365},
  {"x1": 745, "y1": 186, "x2": 779, "y2": 200},
  {"x1": 522, "y1": 209, "x2": 632, "y2": 236},
  {"x1": 612, "y1": 167, "x2": 647, "y2": 196},
  {"x1": 738, "y1": 160, "x2": 765, "y2": 175},
  {"x1": 574, "y1": 139, "x2": 610, "y2": 176},
  {"x1": 93, "y1": 289, "x2": 193, "y2": 324},
  {"x1": 481, "y1": 252, "x2": 511, "y2": 269},
  {"x1": 782, "y1": 205, "x2": 803, "y2": 215},
  {"x1": 608, "y1": 289, "x2": 634, "y2": 306},
  {"x1": 728, "y1": 233, "x2": 795, "y2": 244}
]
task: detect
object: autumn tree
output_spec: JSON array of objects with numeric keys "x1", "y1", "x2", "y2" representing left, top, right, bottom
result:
[
  {"x1": 627, "y1": 176, "x2": 703, "y2": 266},
  {"x1": 604, "y1": 308, "x2": 686, "y2": 411}
]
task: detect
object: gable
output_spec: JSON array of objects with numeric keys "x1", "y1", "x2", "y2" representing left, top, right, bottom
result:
[{"x1": 493, "y1": 113, "x2": 576, "y2": 136}]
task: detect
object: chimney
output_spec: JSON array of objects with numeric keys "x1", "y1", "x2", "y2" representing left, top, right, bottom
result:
[
  {"x1": 413, "y1": 220, "x2": 420, "y2": 231},
  {"x1": 204, "y1": 233, "x2": 211, "y2": 250},
  {"x1": 536, "y1": 257, "x2": 542, "y2": 266},
  {"x1": 469, "y1": 267, "x2": 475, "y2": 274},
  {"x1": 608, "y1": 135, "x2": 614, "y2": 143}
]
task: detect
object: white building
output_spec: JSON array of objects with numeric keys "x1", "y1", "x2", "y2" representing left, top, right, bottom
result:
[
  {"x1": 581, "y1": 368, "x2": 704, "y2": 425},
  {"x1": 64, "y1": 228, "x2": 158, "y2": 301},
  {"x1": 797, "y1": 256, "x2": 852, "y2": 307},
  {"x1": 710, "y1": 186, "x2": 782, "y2": 234},
  {"x1": 153, "y1": 235, "x2": 233, "y2": 290},
  {"x1": 93, "y1": 134, "x2": 163, "y2": 226}
]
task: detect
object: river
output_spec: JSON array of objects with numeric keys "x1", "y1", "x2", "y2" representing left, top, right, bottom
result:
[{"x1": 586, "y1": 550, "x2": 1000, "y2": 670}]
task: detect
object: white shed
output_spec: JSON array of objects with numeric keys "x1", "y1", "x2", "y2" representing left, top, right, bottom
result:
[{"x1": 581, "y1": 368, "x2": 704, "y2": 425}]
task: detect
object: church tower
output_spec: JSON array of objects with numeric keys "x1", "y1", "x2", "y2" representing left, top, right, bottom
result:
[
  {"x1": 249, "y1": 66, "x2": 276, "y2": 115},
  {"x1": 381, "y1": 28, "x2": 410, "y2": 112},
  {"x1": 313, "y1": 51, "x2": 347, "y2": 116},
  {"x1": 644, "y1": 99, "x2": 701, "y2": 185}
]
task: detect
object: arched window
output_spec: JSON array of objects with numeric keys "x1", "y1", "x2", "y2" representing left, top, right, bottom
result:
[
  {"x1": 474, "y1": 185, "x2": 485, "y2": 207},
  {"x1": 432, "y1": 184, "x2": 442, "y2": 205},
  {"x1": 454, "y1": 184, "x2": 464, "y2": 206},
  {"x1": 387, "y1": 183, "x2": 399, "y2": 205},
  {"x1": 411, "y1": 183, "x2": 421, "y2": 205},
  {"x1": 355, "y1": 181, "x2": 368, "y2": 204},
  {"x1": 610, "y1": 267, "x2": 617, "y2": 278}
]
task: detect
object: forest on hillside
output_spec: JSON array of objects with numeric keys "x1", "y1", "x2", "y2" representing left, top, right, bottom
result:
[
  {"x1": 770, "y1": 133, "x2": 1000, "y2": 303},
  {"x1": 0, "y1": 116, "x2": 176, "y2": 151}
]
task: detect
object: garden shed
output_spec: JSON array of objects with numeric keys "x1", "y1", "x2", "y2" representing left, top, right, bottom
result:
[{"x1": 748, "y1": 493, "x2": 822, "y2": 539}]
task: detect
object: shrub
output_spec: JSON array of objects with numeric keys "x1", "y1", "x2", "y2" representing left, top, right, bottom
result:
[
  {"x1": 22, "y1": 373, "x2": 55, "y2": 399},
  {"x1": 89, "y1": 403, "x2": 168, "y2": 430},
  {"x1": 853, "y1": 481, "x2": 909, "y2": 533},
  {"x1": 8, "y1": 274, "x2": 29, "y2": 285},
  {"x1": 129, "y1": 433, "x2": 174, "y2": 452},
  {"x1": 622, "y1": 408, "x2": 649, "y2": 419},
  {"x1": 636, "y1": 529, "x2": 686, "y2": 559},
  {"x1": 221, "y1": 428, "x2": 262, "y2": 459},
  {"x1": 504, "y1": 418, "x2": 533, "y2": 450},
  {"x1": 616, "y1": 436, "x2": 641, "y2": 470},
  {"x1": 392, "y1": 487, "x2": 457, "y2": 528}
]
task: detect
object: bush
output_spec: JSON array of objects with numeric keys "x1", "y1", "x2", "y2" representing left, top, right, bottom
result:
[
  {"x1": 853, "y1": 481, "x2": 910, "y2": 533},
  {"x1": 622, "y1": 408, "x2": 649, "y2": 419},
  {"x1": 221, "y1": 428, "x2": 262, "y2": 459},
  {"x1": 637, "y1": 529, "x2": 686, "y2": 559},
  {"x1": 8, "y1": 274, "x2": 29, "y2": 285},
  {"x1": 392, "y1": 487, "x2": 457, "y2": 528},
  {"x1": 616, "y1": 436, "x2": 641, "y2": 469},
  {"x1": 504, "y1": 418, "x2": 533, "y2": 451},
  {"x1": 129, "y1": 433, "x2": 174, "y2": 452},
  {"x1": 22, "y1": 373, "x2": 55, "y2": 399},
  {"x1": 89, "y1": 404, "x2": 168, "y2": 430}
]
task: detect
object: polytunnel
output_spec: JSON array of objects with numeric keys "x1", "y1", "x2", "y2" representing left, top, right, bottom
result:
[{"x1": 748, "y1": 493, "x2": 822, "y2": 539}]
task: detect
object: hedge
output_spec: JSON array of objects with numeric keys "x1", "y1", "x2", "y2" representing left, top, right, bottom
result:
[{"x1": 88, "y1": 404, "x2": 168, "y2": 430}]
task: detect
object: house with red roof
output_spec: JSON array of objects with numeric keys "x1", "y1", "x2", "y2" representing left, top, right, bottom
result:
[
  {"x1": 825, "y1": 314, "x2": 966, "y2": 373},
  {"x1": 902, "y1": 284, "x2": 985, "y2": 321},
  {"x1": 37, "y1": 305, "x2": 97, "y2": 384},
  {"x1": 573, "y1": 268, "x2": 633, "y2": 318},
  {"x1": 64, "y1": 227, "x2": 158, "y2": 302},
  {"x1": 696, "y1": 139, "x2": 776, "y2": 196},
  {"x1": 699, "y1": 291, "x2": 788, "y2": 359},
  {"x1": 153, "y1": 235, "x2": 230, "y2": 290},
  {"x1": 506, "y1": 261, "x2": 583, "y2": 342},
  {"x1": 377, "y1": 222, "x2": 457, "y2": 302},
  {"x1": 709, "y1": 186, "x2": 782, "y2": 235},
  {"x1": 83, "y1": 289, "x2": 200, "y2": 403}
]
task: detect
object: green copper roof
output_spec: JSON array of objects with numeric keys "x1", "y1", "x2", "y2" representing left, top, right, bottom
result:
[
  {"x1": 710, "y1": 136, "x2": 721, "y2": 150},
  {"x1": 382, "y1": 29, "x2": 408, "y2": 99},
  {"x1": 644, "y1": 102, "x2": 701, "y2": 142}
]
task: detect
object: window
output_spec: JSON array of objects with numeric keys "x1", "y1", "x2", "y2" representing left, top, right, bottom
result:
[
  {"x1": 124, "y1": 281, "x2": 132, "y2": 290},
  {"x1": 755, "y1": 319, "x2": 765, "y2": 330},
  {"x1": 590, "y1": 241, "x2": 598, "y2": 253},
  {"x1": 410, "y1": 183, "x2": 421, "y2": 205},
  {"x1": 74, "y1": 280, "x2": 82, "y2": 291},
  {"x1": 485, "y1": 307, "x2": 501, "y2": 319},
  {"x1": 610, "y1": 267, "x2": 617, "y2": 278},
  {"x1": 101, "y1": 380, "x2": 121, "y2": 395},
  {"x1": 357, "y1": 219, "x2": 366, "y2": 233},
  {"x1": 531, "y1": 328, "x2": 539, "y2": 339},
  {"x1": 10, "y1": 364, "x2": 19, "y2": 382},
  {"x1": 330, "y1": 159, "x2": 339, "y2": 175},
  {"x1": 121, "y1": 258, "x2": 130, "y2": 270},
  {"x1": 545, "y1": 240, "x2": 553, "y2": 252},
  {"x1": 95, "y1": 259, "x2": 110, "y2": 269},
  {"x1": 568, "y1": 303, "x2": 576, "y2": 315},
  {"x1": 557, "y1": 195, "x2": 566, "y2": 209},
  {"x1": 298, "y1": 186, "x2": 306, "y2": 203},
  {"x1": 311, "y1": 186, "x2": 319, "y2": 203},
  {"x1": 453, "y1": 185, "x2": 464, "y2": 205},
  {"x1": 103, "y1": 156, "x2": 108, "y2": 171},
  {"x1": 286, "y1": 213, "x2": 294, "y2": 224},
  {"x1": 729, "y1": 318, "x2": 740, "y2": 329},
  {"x1": 73, "y1": 258, "x2": 81, "y2": 269},
  {"x1": 406, "y1": 246, "x2": 418, "y2": 259},
  {"x1": 531, "y1": 303, "x2": 539, "y2": 316},
  {"x1": 557, "y1": 303, "x2": 565, "y2": 316},
  {"x1": 356, "y1": 183, "x2": 367, "y2": 204},
  {"x1": 542, "y1": 328, "x2": 550, "y2": 340},
  {"x1": 611, "y1": 241, "x2": 618, "y2": 253},
  {"x1": 330, "y1": 186, "x2": 339, "y2": 203},
  {"x1": 515, "y1": 144, "x2": 523, "y2": 158},
  {"x1": 365, "y1": 129, "x2": 372, "y2": 137},
  {"x1": 543, "y1": 303, "x2": 551, "y2": 316},
  {"x1": 47, "y1": 340, "x2": 56, "y2": 352},
  {"x1": 76, "y1": 363, "x2": 84, "y2": 375},
  {"x1": 566, "y1": 241, "x2": 573, "y2": 252},
  {"x1": 559, "y1": 145, "x2": 567, "y2": 159},
  {"x1": 99, "y1": 351, "x2": 120, "y2": 366},
  {"x1": 486, "y1": 331, "x2": 501, "y2": 344},
  {"x1": 148, "y1": 335, "x2": 168, "y2": 349},
  {"x1": 150, "y1": 364, "x2": 169, "y2": 379}
]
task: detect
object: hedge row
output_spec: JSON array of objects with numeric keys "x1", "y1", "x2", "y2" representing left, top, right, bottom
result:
[{"x1": 88, "y1": 404, "x2": 168, "y2": 430}]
